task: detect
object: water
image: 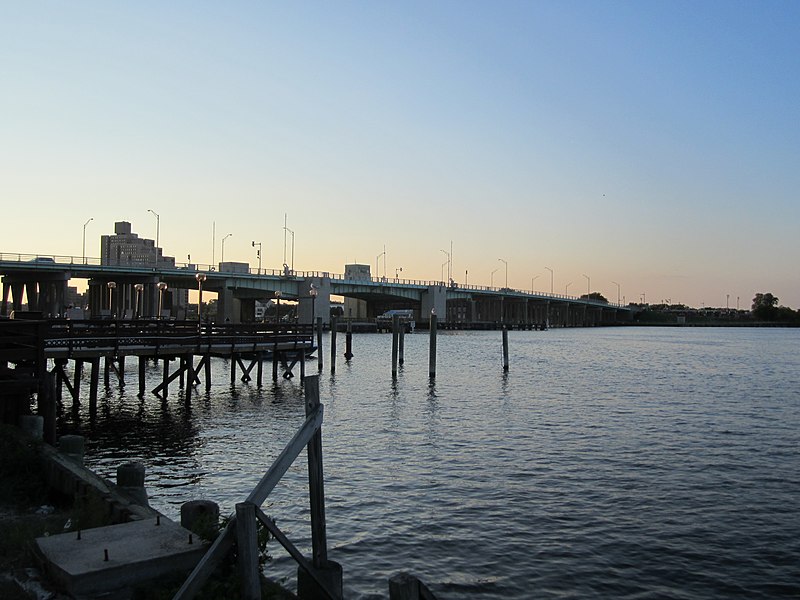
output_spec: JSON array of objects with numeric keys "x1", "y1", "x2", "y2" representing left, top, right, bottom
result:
[{"x1": 60, "y1": 327, "x2": 800, "y2": 598}]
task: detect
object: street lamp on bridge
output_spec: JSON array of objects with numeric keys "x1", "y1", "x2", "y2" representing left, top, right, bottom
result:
[
  {"x1": 490, "y1": 268, "x2": 499, "y2": 288},
  {"x1": 221, "y1": 233, "x2": 232, "y2": 267},
  {"x1": 195, "y1": 273, "x2": 207, "y2": 322},
  {"x1": 82, "y1": 217, "x2": 93, "y2": 264},
  {"x1": 583, "y1": 274, "x2": 590, "y2": 299},
  {"x1": 544, "y1": 266, "x2": 554, "y2": 294},
  {"x1": 566, "y1": 282, "x2": 572, "y2": 296},
  {"x1": 611, "y1": 281, "x2": 621, "y2": 305},
  {"x1": 531, "y1": 274, "x2": 539, "y2": 293},
  {"x1": 147, "y1": 209, "x2": 160, "y2": 249},
  {"x1": 498, "y1": 258, "x2": 508, "y2": 288}
]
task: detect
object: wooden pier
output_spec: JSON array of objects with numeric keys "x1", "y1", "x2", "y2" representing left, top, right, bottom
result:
[{"x1": 0, "y1": 319, "x2": 315, "y2": 442}]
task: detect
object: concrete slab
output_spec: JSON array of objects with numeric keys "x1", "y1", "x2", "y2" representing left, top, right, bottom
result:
[{"x1": 35, "y1": 516, "x2": 209, "y2": 598}]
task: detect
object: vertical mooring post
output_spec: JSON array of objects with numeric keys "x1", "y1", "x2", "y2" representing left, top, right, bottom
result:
[
  {"x1": 391, "y1": 314, "x2": 400, "y2": 378},
  {"x1": 316, "y1": 316, "x2": 323, "y2": 372},
  {"x1": 298, "y1": 375, "x2": 343, "y2": 600},
  {"x1": 330, "y1": 316, "x2": 337, "y2": 374},
  {"x1": 138, "y1": 356, "x2": 146, "y2": 397},
  {"x1": 344, "y1": 320, "x2": 353, "y2": 360},
  {"x1": 502, "y1": 326, "x2": 509, "y2": 372},
  {"x1": 89, "y1": 357, "x2": 100, "y2": 409},
  {"x1": 429, "y1": 311, "x2": 437, "y2": 379},
  {"x1": 256, "y1": 351, "x2": 264, "y2": 387},
  {"x1": 162, "y1": 358, "x2": 170, "y2": 397},
  {"x1": 235, "y1": 502, "x2": 260, "y2": 600},
  {"x1": 398, "y1": 321, "x2": 405, "y2": 366},
  {"x1": 204, "y1": 354, "x2": 212, "y2": 391}
]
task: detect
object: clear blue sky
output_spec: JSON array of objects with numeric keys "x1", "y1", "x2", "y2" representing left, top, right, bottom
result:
[{"x1": 2, "y1": 1, "x2": 798, "y2": 308}]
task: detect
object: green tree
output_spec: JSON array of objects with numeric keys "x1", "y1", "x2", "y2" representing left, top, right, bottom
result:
[
  {"x1": 752, "y1": 293, "x2": 778, "y2": 320},
  {"x1": 580, "y1": 292, "x2": 609, "y2": 303}
]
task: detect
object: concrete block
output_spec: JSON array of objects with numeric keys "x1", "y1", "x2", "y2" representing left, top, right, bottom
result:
[{"x1": 35, "y1": 517, "x2": 208, "y2": 597}]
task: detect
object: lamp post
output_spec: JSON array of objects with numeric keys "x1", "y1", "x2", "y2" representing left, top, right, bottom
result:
[
  {"x1": 221, "y1": 233, "x2": 232, "y2": 268},
  {"x1": 498, "y1": 258, "x2": 508, "y2": 288},
  {"x1": 134, "y1": 283, "x2": 144, "y2": 319},
  {"x1": 611, "y1": 281, "x2": 621, "y2": 305},
  {"x1": 195, "y1": 273, "x2": 206, "y2": 322},
  {"x1": 441, "y1": 249, "x2": 451, "y2": 282},
  {"x1": 274, "y1": 290, "x2": 282, "y2": 324},
  {"x1": 565, "y1": 282, "x2": 572, "y2": 296},
  {"x1": 531, "y1": 275, "x2": 539, "y2": 293},
  {"x1": 583, "y1": 274, "x2": 590, "y2": 299},
  {"x1": 157, "y1": 282, "x2": 168, "y2": 318},
  {"x1": 376, "y1": 249, "x2": 385, "y2": 281},
  {"x1": 107, "y1": 281, "x2": 116, "y2": 318},
  {"x1": 309, "y1": 284, "x2": 318, "y2": 326},
  {"x1": 147, "y1": 209, "x2": 160, "y2": 248},
  {"x1": 490, "y1": 268, "x2": 499, "y2": 288},
  {"x1": 82, "y1": 217, "x2": 93, "y2": 264},
  {"x1": 544, "y1": 266, "x2": 554, "y2": 294},
  {"x1": 251, "y1": 241, "x2": 262, "y2": 273},
  {"x1": 283, "y1": 225, "x2": 295, "y2": 273}
]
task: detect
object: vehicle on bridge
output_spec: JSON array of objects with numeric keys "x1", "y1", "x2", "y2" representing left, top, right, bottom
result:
[{"x1": 376, "y1": 309, "x2": 415, "y2": 333}]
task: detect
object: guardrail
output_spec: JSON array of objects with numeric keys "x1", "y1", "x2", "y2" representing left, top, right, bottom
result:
[{"x1": 1, "y1": 253, "x2": 626, "y2": 309}]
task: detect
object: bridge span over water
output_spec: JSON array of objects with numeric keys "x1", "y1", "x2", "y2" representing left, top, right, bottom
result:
[{"x1": 0, "y1": 253, "x2": 633, "y2": 327}]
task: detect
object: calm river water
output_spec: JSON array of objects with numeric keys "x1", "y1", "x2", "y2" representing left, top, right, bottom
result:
[{"x1": 61, "y1": 327, "x2": 800, "y2": 599}]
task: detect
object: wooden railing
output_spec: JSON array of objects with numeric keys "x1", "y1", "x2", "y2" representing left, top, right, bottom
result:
[{"x1": 173, "y1": 375, "x2": 340, "y2": 600}]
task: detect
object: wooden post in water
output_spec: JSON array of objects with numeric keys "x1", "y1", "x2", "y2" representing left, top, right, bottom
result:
[
  {"x1": 162, "y1": 358, "x2": 170, "y2": 397},
  {"x1": 204, "y1": 355, "x2": 212, "y2": 392},
  {"x1": 104, "y1": 356, "x2": 111, "y2": 389},
  {"x1": 398, "y1": 322, "x2": 405, "y2": 366},
  {"x1": 502, "y1": 326, "x2": 509, "y2": 372},
  {"x1": 429, "y1": 311, "x2": 437, "y2": 378},
  {"x1": 179, "y1": 356, "x2": 186, "y2": 389},
  {"x1": 256, "y1": 351, "x2": 264, "y2": 387},
  {"x1": 230, "y1": 356, "x2": 236, "y2": 386},
  {"x1": 138, "y1": 356, "x2": 147, "y2": 398},
  {"x1": 330, "y1": 316, "x2": 337, "y2": 374},
  {"x1": 344, "y1": 320, "x2": 353, "y2": 360},
  {"x1": 316, "y1": 316, "x2": 323, "y2": 372},
  {"x1": 391, "y1": 314, "x2": 400, "y2": 378},
  {"x1": 117, "y1": 356, "x2": 125, "y2": 387},
  {"x1": 89, "y1": 357, "x2": 100, "y2": 409},
  {"x1": 235, "y1": 502, "x2": 260, "y2": 600}
]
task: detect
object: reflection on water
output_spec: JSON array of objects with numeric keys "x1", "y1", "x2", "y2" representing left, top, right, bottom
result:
[{"x1": 58, "y1": 328, "x2": 800, "y2": 599}]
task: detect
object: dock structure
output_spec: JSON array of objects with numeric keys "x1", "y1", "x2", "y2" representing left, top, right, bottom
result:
[{"x1": 0, "y1": 319, "x2": 315, "y2": 442}]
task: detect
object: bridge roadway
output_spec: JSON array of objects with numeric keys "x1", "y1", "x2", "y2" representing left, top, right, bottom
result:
[{"x1": 0, "y1": 253, "x2": 633, "y2": 327}]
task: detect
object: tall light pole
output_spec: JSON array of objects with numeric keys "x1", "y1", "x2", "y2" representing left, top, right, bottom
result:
[
  {"x1": 221, "y1": 233, "x2": 232, "y2": 267},
  {"x1": 544, "y1": 266, "x2": 554, "y2": 294},
  {"x1": 441, "y1": 250, "x2": 452, "y2": 282},
  {"x1": 195, "y1": 273, "x2": 206, "y2": 322},
  {"x1": 376, "y1": 248, "x2": 385, "y2": 281},
  {"x1": 490, "y1": 268, "x2": 499, "y2": 288},
  {"x1": 531, "y1": 275, "x2": 539, "y2": 293},
  {"x1": 498, "y1": 258, "x2": 508, "y2": 288},
  {"x1": 147, "y1": 209, "x2": 160, "y2": 248},
  {"x1": 566, "y1": 282, "x2": 572, "y2": 296},
  {"x1": 251, "y1": 241, "x2": 262, "y2": 273},
  {"x1": 283, "y1": 222, "x2": 295, "y2": 273},
  {"x1": 583, "y1": 274, "x2": 590, "y2": 299},
  {"x1": 134, "y1": 283, "x2": 144, "y2": 319},
  {"x1": 107, "y1": 281, "x2": 116, "y2": 317},
  {"x1": 82, "y1": 217, "x2": 93, "y2": 264},
  {"x1": 309, "y1": 284, "x2": 318, "y2": 326},
  {"x1": 157, "y1": 282, "x2": 168, "y2": 318}
]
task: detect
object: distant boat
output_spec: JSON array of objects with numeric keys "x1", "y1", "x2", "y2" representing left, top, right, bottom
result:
[{"x1": 376, "y1": 309, "x2": 415, "y2": 333}]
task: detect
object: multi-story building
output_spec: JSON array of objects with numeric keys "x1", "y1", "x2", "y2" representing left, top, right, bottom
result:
[{"x1": 100, "y1": 221, "x2": 175, "y2": 267}]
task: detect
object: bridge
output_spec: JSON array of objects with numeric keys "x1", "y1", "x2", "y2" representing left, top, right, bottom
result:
[{"x1": 0, "y1": 252, "x2": 633, "y2": 327}]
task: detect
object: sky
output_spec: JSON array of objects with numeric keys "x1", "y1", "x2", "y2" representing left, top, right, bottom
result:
[{"x1": 2, "y1": 1, "x2": 799, "y2": 308}]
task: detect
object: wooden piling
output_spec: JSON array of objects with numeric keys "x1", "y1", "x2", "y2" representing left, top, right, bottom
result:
[
  {"x1": 162, "y1": 358, "x2": 170, "y2": 397},
  {"x1": 304, "y1": 376, "x2": 329, "y2": 568},
  {"x1": 398, "y1": 323, "x2": 405, "y2": 366},
  {"x1": 73, "y1": 360, "x2": 83, "y2": 403},
  {"x1": 344, "y1": 320, "x2": 353, "y2": 360},
  {"x1": 257, "y1": 352, "x2": 264, "y2": 387},
  {"x1": 316, "y1": 317, "x2": 323, "y2": 372},
  {"x1": 391, "y1": 315, "x2": 399, "y2": 378},
  {"x1": 104, "y1": 356, "x2": 111, "y2": 389},
  {"x1": 230, "y1": 357, "x2": 236, "y2": 386},
  {"x1": 429, "y1": 313, "x2": 437, "y2": 378},
  {"x1": 138, "y1": 356, "x2": 146, "y2": 396},
  {"x1": 204, "y1": 355, "x2": 212, "y2": 391},
  {"x1": 179, "y1": 356, "x2": 186, "y2": 388},
  {"x1": 117, "y1": 355, "x2": 125, "y2": 387},
  {"x1": 89, "y1": 357, "x2": 100, "y2": 409},
  {"x1": 330, "y1": 316, "x2": 337, "y2": 374},
  {"x1": 272, "y1": 346, "x2": 279, "y2": 381},
  {"x1": 502, "y1": 326, "x2": 509, "y2": 372},
  {"x1": 235, "y1": 502, "x2": 260, "y2": 600}
]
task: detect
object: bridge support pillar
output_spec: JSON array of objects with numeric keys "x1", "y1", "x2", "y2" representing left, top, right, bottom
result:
[
  {"x1": 216, "y1": 285, "x2": 238, "y2": 323},
  {"x1": 298, "y1": 277, "x2": 331, "y2": 325},
  {"x1": 421, "y1": 285, "x2": 447, "y2": 324}
]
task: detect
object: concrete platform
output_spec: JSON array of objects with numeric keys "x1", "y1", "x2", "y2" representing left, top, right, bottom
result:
[{"x1": 35, "y1": 516, "x2": 209, "y2": 598}]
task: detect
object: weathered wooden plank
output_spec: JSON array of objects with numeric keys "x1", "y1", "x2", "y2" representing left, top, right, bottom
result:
[{"x1": 235, "y1": 503, "x2": 261, "y2": 600}]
